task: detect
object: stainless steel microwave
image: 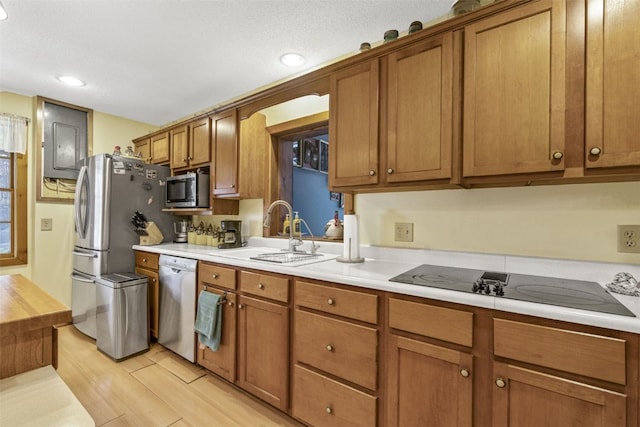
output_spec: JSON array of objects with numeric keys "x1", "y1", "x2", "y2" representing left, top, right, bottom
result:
[{"x1": 165, "y1": 172, "x2": 210, "y2": 208}]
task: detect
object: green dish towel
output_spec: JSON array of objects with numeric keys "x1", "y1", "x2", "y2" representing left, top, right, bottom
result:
[{"x1": 194, "y1": 291, "x2": 222, "y2": 351}]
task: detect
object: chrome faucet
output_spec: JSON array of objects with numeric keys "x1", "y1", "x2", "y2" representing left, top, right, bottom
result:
[{"x1": 263, "y1": 200, "x2": 303, "y2": 252}]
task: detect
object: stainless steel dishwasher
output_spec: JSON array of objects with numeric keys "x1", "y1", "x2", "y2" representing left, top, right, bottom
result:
[{"x1": 158, "y1": 255, "x2": 198, "y2": 362}]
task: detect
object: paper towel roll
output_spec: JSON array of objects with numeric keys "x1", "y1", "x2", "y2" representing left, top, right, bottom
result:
[{"x1": 338, "y1": 214, "x2": 364, "y2": 263}]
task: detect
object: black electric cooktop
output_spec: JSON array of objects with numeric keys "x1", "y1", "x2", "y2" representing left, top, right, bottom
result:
[{"x1": 389, "y1": 264, "x2": 635, "y2": 317}]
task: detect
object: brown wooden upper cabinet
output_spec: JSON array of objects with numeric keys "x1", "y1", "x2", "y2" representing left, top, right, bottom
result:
[
  {"x1": 212, "y1": 111, "x2": 266, "y2": 199},
  {"x1": 585, "y1": 0, "x2": 640, "y2": 170},
  {"x1": 133, "y1": 137, "x2": 151, "y2": 163},
  {"x1": 149, "y1": 131, "x2": 170, "y2": 164},
  {"x1": 329, "y1": 32, "x2": 455, "y2": 190},
  {"x1": 170, "y1": 118, "x2": 212, "y2": 171},
  {"x1": 462, "y1": 0, "x2": 566, "y2": 180}
]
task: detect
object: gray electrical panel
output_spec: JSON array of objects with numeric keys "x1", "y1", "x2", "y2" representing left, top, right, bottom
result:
[{"x1": 43, "y1": 101, "x2": 88, "y2": 180}]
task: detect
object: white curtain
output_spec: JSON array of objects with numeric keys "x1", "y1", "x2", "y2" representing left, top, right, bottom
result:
[{"x1": 0, "y1": 114, "x2": 28, "y2": 154}]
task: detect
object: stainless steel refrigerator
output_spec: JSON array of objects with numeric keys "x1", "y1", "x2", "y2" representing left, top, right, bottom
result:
[{"x1": 71, "y1": 153, "x2": 173, "y2": 339}]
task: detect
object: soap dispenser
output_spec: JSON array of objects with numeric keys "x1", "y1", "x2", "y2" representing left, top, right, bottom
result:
[
  {"x1": 283, "y1": 214, "x2": 291, "y2": 235},
  {"x1": 292, "y1": 212, "x2": 301, "y2": 237}
]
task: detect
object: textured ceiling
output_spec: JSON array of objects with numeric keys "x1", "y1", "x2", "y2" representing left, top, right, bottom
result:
[{"x1": 0, "y1": 0, "x2": 454, "y2": 126}]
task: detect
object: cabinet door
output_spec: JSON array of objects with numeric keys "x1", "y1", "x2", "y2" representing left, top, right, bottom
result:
[
  {"x1": 463, "y1": 1, "x2": 566, "y2": 178},
  {"x1": 196, "y1": 286, "x2": 236, "y2": 382},
  {"x1": 212, "y1": 109, "x2": 239, "y2": 196},
  {"x1": 150, "y1": 132, "x2": 170, "y2": 164},
  {"x1": 170, "y1": 125, "x2": 190, "y2": 170},
  {"x1": 492, "y1": 362, "x2": 626, "y2": 427},
  {"x1": 189, "y1": 117, "x2": 211, "y2": 167},
  {"x1": 237, "y1": 294, "x2": 289, "y2": 411},
  {"x1": 329, "y1": 60, "x2": 379, "y2": 187},
  {"x1": 134, "y1": 137, "x2": 151, "y2": 163},
  {"x1": 387, "y1": 33, "x2": 454, "y2": 183},
  {"x1": 387, "y1": 335, "x2": 473, "y2": 427},
  {"x1": 135, "y1": 266, "x2": 159, "y2": 339},
  {"x1": 586, "y1": 0, "x2": 640, "y2": 169}
]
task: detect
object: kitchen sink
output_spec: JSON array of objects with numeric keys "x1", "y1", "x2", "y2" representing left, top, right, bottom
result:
[
  {"x1": 249, "y1": 252, "x2": 323, "y2": 264},
  {"x1": 211, "y1": 247, "x2": 336, "y2": 266}
]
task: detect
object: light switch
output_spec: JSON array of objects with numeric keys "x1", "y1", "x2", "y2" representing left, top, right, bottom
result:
[{"x1": 41, "y1": 218, "x2": 53, "y2": 231}]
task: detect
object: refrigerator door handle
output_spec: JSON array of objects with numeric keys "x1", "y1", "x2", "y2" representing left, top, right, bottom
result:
[
  {"x1": 71, "y1": 273, "x2": 94, "y2": 283},
  {"x1": 74, "y1": 165, "x2": 89, "y2": 239},
  {"x1": 72, "y1": 250, "x2": 98, "y2": 258}
]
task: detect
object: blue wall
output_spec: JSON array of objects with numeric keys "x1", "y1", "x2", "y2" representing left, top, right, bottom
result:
[{"x1": 292, "y1": 167, "x2": 343, "y2": 237}]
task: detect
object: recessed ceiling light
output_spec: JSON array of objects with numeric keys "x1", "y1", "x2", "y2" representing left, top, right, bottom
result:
[
  {"x1": 280, "y1": 53, "x2": 305, "y2": 67},
  {"x1": 57, "y1": 75, "x2": 86, "y2": 87}
]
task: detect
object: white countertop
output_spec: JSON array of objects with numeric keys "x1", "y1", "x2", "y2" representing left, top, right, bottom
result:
[{"x1": 134, "y1": 237, "x2": 640, "y2": 334}]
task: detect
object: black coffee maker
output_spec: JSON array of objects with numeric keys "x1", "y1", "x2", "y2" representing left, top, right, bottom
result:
[{"x1": 218, "y1": 220, "x2": 243, "y2": 249}]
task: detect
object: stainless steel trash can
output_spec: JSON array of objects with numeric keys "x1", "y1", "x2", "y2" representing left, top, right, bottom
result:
[{"x1": 95, "y1": 272, "x2": 149, "y2": 361}]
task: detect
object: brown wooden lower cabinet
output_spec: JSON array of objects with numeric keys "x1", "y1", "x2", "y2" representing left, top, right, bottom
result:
[
  {"x1": 237, "y1": 294, "x2": 289, "y2": 411},
  {"x1": 292, "y1": 365, "x2": 377, "y2": 427},
  {"x1": 134, "y1": 250, "x2": 160, "y2": 339},
  {"x1": 386, "y1": 334, "x2": 473, "y2": 427},
  {"x1": 492, "y1": 362, "x2": 627, "y2": 427}
]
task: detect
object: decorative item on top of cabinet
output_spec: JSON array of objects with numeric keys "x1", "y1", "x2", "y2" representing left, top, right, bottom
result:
[
  {"x1": 462, "y1": 0, "x2": 567, "y2": 182},
  {"x1": 585, "y1": 0, "x2": 640, "y2": 171},
  {"x1": 196, "y1": 262, "x2": 236, "y2": 382},
  {"x1": 236, "y1": 270, "x2": 290, "y2": 411},
  {"x1": 134, "y1": 250, "x2": 160, "y2": 338},
  {"x1": 386, "y1": 296, "x2": 473, "y2": 427},
  {"x1": 292, "y1": 279, "x2": 380, "y2": 427}
]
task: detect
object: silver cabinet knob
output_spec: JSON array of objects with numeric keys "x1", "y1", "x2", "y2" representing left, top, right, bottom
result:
[
  {"x1": 552, "y1": 151, "x2": 563, "y2": 160},
  {"x1": 369, "y1": 170, "x2": 376, "y2": 176},
  {"x1": 326, "y1": 344, "x2": 334, "y2": 352},
  {"x1": 387, "y1": 168, "x2": 394, "y2": 174},
  {"x1": 327, "y1": 298, "x2": 334, "y2": 305},
  {"x1": 460, "y1": 368, "x2": 470, "y2": 377},
  {"x1": 326, "y1": 407, "x2": 333, "y2": 414},
  {"x1": 589, "y1": 147, "x2": 602, "y2": 156},
  {"x1": 258, "y1": 283, "x2": 264, "y2": 289},
  {"x1": 238, "y1": 303, "x2": 244, "y2": 309},
  {"x1": 495, "y1": 378, "x2": 506, "y2": 388},
  {"x1": 212, "y1": 274, "x2": 218, "y2": 279},
  {"x1": 227, "y1": 301, "x2": 234, "y2": 307}
]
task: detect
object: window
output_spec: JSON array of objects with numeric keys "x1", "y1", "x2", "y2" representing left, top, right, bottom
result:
[{"x1": 0, "y1": 150, "x2": 27, "y2": 266}]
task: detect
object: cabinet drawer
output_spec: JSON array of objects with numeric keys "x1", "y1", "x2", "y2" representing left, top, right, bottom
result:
[
  {"x1": 295, "y1": 310, "x2": 377, "y2": 390},
  {"x1": 239, "y1": 271, "x2": 289, "y2": 303},
  {"x1": 292, "y1": 365, "x2": 377, "y2": 427},
  {"x1": 295, "y1": 280, "x2": 378, "y2": 324},
  {"x1": 389, "y1": 297, "x2": 473, "y2": 347},
  {"x1": 199, "y1": 262, "x2": 236, "y2": 289},
  {"x1": 135, "y1": 251, "x2": 159, "y2": 270},
  {"x1": 493, "y1": 318, "x2": 626, "y2": 385}
]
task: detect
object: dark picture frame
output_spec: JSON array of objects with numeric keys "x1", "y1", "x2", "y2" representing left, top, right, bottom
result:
[
  {"x1": 292, "y1": 140, "x2": 301, "y2": 167},
  {"x1": 302, "y1": 138, "x2": 319, "y2": 170},
  {"x1": 319, "y1": 139, "x2": 328, "y2": 173}
]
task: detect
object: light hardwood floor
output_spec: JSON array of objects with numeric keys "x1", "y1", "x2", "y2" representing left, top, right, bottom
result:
[{"x1": 56, "y1": 325, "x2": 303, "y2": 427}]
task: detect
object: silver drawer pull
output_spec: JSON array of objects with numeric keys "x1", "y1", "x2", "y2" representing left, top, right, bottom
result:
[
  {"x1": 327, "y1": 298, "x2": 334, "y2": 305},
  {"x1": 326, "y1": 344, "x2": 333, "y2": 352}
]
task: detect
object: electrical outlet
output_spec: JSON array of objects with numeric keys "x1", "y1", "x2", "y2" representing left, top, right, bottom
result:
[
  {"x1": 617, "y1": 225, "x2": 640, "y2": 253},
  {"x1": 394, "y1": 222, "x2": 414, "y2": 242},
  {"x1": 41, "y1": 218, "x2": 53, "y2": 231}
]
